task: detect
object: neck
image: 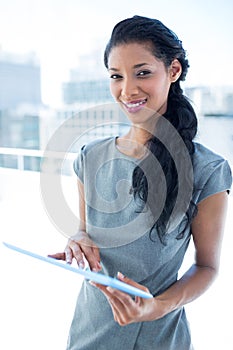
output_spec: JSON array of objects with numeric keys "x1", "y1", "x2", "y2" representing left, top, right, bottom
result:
[
  {"x1": 124, "y1": 127, "x2": 151, "y2": 145},
  {"x1": 116, "y1": 124, "x2": 155, "y2": 159},
  {"x1": 125, "y1": 115, "x2": 158, "y2": 143}
]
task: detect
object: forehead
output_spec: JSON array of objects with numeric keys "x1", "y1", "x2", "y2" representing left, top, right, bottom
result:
[{"x1": 108, "y1": 42, "x2": 160, "y2": 67}]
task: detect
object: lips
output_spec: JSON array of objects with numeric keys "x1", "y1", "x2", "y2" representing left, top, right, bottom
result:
[{"x1": 122, "y1": 98, "x2": 147, "y2": 112}]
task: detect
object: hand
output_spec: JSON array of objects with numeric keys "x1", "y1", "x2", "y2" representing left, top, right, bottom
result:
[
  {"x1": 48, "y1": 230, "x2": 101, "y2": 272},
  {"x1": 90, "y1": 272, "x2": 160, "y2": 326}
]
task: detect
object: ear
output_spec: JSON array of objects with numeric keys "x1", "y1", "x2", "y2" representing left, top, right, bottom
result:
[{"x1": 169, "y1": 59, "x2": 182, "y2": 83}]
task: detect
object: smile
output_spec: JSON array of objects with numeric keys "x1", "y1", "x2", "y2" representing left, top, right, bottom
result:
[
  {"x1": 123, "y1": 99, "x2": 147, "y2": 113},
  {"x1": 124, "y1": 99, "x2": 147, "y2": 108}
]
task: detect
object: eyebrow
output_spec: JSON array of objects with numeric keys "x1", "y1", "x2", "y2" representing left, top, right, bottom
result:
[{"x1": 108, "y1": 63, "x2": 150, "y2": 71}]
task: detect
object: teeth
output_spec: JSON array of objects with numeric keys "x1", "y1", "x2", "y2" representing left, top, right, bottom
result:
[{"x1": 126, "y1": 100, "x2": 146, "y2": 108}]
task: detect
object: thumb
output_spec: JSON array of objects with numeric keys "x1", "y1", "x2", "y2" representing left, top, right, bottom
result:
[{"x1": 117, "y1": 272, "x2": 149, "y2": 293}]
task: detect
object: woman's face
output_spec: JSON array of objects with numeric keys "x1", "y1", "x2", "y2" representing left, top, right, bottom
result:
[{"x1": 107, "y1": 42, "x2": 181, "y2": 124}]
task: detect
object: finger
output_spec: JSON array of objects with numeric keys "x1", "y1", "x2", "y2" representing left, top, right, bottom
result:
[
  {"x1": 109, "y1": 302, "x2": 128, "y2": 326},
  {"x1": 90, "y1": 282, "x2": 135, "y2": 313},
  {"x1": 107, "y1": 297, "x2": 125, "y2": 325},
  {"x1": 71, "y1": 232, "x2": 101, "y2": 270},
  {"x1": 89, "y1": 282, "x2": 134, "y2": 325},
  {"x1": 90, "y1": 281, "x2": 136, "y2": 308},
  {"x1": 89, "y1": 283, "x2": 124, "y2": 315},
  {"x1": 92, "y1": 246, "x2": 101, "y2": 267},
  {"x1": 48, "y1": 252, "x2": 66, "y2": 260},
  {"x1": 81, "y1": 245, "x2": 101, "y2": 271},
  {"x1": 89, "y1": 281, "x2": 109, "y2": 294},
  {"x1": 64, "y1": 247, "x2": 73, "y2": 264},
  {"x1": 68, "y1": 241, "x2": 85, "y2": 268},
  {"x1": 106, "y1": 286, "x2": 137, "y2": 309},
  {"x1": 117, "y1": 272, "x2": 150, "y2": 293},
  {"x1": 90, "y1": 283, "x2": 123, "y2": 322},
  {"x1": 102, "y1": 286, "x2": 136, "y2": 325},
  {"x1": 78, "y1": 235, "x2": 101, "y2": 264}
]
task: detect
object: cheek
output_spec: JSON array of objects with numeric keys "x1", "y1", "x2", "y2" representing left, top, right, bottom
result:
[
  {"x1": 142, "y1": 78, "x2": 160, "y2": 91},
  {"x1": 110, "y1": 82, "x2": 120, "y2": 100},
  {"x1": 147, "y1": 79, "x2": 170, "y2": 98}
]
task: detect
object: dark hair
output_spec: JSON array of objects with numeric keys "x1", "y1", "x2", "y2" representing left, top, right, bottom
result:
[{"x1": 104, "y1": 15, "x2": 198, "y2": 244}]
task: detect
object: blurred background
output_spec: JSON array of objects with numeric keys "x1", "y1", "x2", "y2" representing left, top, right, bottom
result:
[{"x1": 0, "y1": 0, "x2": 233, "y2": 349}]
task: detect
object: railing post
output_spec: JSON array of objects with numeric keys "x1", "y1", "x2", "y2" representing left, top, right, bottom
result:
[{"x1": 17, "y1": 154, "x2": 24, "y2": 171}]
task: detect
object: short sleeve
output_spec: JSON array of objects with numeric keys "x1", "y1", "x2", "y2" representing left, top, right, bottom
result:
[
  {"x1": 197, "y1": 159, "x2": 232, "y2": 203},
  {"x1": 73, "y1": 145, "x2": 85, "y2": 183}
]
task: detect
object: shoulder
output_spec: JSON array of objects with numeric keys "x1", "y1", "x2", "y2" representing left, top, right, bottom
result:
[
  {"x1": 80, "y1": 136, "x2": 115, "y2": 155},
  {"x1": 192, "y1": 142, "x2": 232, "y2": 202},
  {"x1": 74, "y1": 136, "x2": 116, "y2": 172},
  {"x1": 73, "y1": 137, "x2": 116, "y2": 179},
  {"x1": 193, "y1": 142, "x2": 226, "y2": 167},
  {"x1": 193, "y1": 142, "x2": 232, "y2": 179}
]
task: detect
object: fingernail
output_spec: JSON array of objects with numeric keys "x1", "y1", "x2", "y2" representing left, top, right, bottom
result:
[
  {"x1": 117, "y1": 272, "x2": 125, "y2": 279},
  {"x1": 79, "y1": 261, "x2": 85, "y2": 269},
  {"x1": 89, "y1": 281, "x2": 96, "y2": 287},
  {"x1": 92, "y1": 263, "x2": 101, "y2": 272}
]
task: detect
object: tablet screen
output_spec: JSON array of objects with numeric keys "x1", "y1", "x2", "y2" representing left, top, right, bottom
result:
[{"x1": 3, "y1": 242, "x2": 153, "y2": 299}]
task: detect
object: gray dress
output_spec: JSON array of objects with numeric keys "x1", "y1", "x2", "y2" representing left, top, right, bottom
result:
[{"x1": 67, "y1": 137, "x2": 232, "y2": 350}]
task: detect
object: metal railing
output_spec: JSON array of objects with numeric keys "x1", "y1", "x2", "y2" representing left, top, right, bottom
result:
[
  {"x1": 0, "y1": 147, "x2": 42, "y2": 171},
  {"x1": 0, "y1": 147, "x2": 75, "y2": 174}
]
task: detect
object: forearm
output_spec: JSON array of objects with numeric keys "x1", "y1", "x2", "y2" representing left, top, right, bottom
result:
[
  {"x1": 91, "y1": 264, "x2": 219, "y2": 325},
  {"x1": 153, "y1": 264, "x2": 218, "y2": 319}
]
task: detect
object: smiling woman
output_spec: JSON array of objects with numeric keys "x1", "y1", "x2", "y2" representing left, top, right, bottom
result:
[{"x1": 49, "y1": 15, "x2": 232, "y2": 350}]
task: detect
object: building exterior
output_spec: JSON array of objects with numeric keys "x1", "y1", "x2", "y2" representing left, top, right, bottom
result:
[
  {"x1": 63, "y1": 79, "x2": 113, "y2": 104},
  {"x1": 185, "y1": 86, "x2": 233, "y2": 117},
  {"x1": 0, "y1": 51, "x2": 42, "y2": 157},
  {"x1": 0, "y1": 105, "x2": 40, "y2": 149},
  {"x1": 62, "y1": 48, "x2": 113, "y2": 105},
  {"x1": 0, "y1": 51, "x2": 41, "y2": 110}
]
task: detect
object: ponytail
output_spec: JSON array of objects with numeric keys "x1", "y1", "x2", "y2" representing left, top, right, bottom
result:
[{"x1": 132, "y1": 81, "x2": 198, "y2": 244}]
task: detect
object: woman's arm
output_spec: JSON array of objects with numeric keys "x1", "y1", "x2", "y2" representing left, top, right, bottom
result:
[
  {"x1": 154, "y1": 190, "x2": 228, "y2": 315},
  {"x1": 91, "y1": 191, "x2": 229, "y2": 325}
]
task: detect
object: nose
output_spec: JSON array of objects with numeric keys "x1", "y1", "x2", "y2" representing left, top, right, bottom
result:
[{"x1": 121, "y1": 77, "x2": 139, "y2": 100}]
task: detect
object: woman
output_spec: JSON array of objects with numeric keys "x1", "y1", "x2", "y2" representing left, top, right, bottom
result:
[{"x1": 51, "y1": 16, "x2": 232, "y2": 349}]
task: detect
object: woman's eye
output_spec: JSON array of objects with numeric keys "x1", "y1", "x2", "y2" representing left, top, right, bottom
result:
[
  {"x1": 137, "y1": 70, "x2": 151, "y2": 77},
  {"x1": 110, "y1": 74, "x2": 122, "y2": 80}
]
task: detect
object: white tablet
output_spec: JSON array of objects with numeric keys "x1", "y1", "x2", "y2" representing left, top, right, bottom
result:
[{"x1": 3, "y1": 242, "x2": 153, "y2": 299}]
